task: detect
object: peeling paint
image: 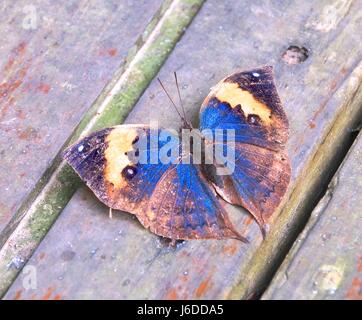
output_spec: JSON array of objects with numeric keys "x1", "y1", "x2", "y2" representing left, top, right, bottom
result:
[
  {"x1": 346, "y1": 277, "x2": 362, "y2": 300},
  {"x1": 195, "y1": 275, "x2": 213, "y2": 298},
  {"x1": 0, "y1": 0, "x2": 205, "y2": 298},
  {"x1": 14, "y1": 289, "x2": 22, "y2": 300},
  {"x1": 166, "y1": 287, "x2": 178, "y2": 299},
  {"x1": 223, "y1": 244, "x2": 238, "y2": 256},
  {"x1": 41, "y1": 286, "x2": 55, "y2": 300}
]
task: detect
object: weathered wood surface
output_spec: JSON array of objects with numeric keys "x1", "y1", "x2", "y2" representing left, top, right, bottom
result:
[
  {"x1": 263, "y1": 131, "x2": 362, "y2": 300},
  {"x1": 0, "y1": 0, "x2": 163, "y2": 234},
  {"x1": 0, "y1": 0, "x2": 204, "y2": 296},
  {"x1": 3, "y1": 0, "x2": 362, "y2": 299}
]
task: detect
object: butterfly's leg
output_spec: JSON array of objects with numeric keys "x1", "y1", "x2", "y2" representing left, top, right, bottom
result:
[
  {"x1": 169, "y1": 239, "x2": 177, "y2": 247},
  {"x1": 109, "y1": 207, "x2": 113, "y2": 219},
  {"x1": 261, "y1": 223, "x2": 270, "y2": 239},
  {"x1": 253, "y1": 214, "x2": 269, "y2": 239}
]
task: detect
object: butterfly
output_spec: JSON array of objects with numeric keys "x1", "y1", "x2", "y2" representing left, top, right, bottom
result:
[{"x1": 63, "y1": 66, "x2": 290, "y2": 243}]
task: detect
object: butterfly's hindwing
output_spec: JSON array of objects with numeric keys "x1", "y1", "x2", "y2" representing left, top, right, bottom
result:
[{"x1": 141, "y1": 159, "x2": 246, "y2": 242}]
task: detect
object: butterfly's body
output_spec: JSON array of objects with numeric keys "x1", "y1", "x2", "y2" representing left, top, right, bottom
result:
[{"x1": 63, "y1": 66, "x2": 290, "y2": 242}]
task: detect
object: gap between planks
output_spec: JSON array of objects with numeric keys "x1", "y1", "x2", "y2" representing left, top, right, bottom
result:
[
  {"x1": 262, "y1": 130, "x2": 362, "y2": 299},
  {"x1": 229, "y1": 62, "x2": 362, "y2": 299}
]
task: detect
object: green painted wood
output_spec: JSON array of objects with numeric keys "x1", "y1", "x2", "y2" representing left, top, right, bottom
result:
[
  {"x1": 3, "y1": 0, "x2": 362, "y2": 299},
  {"x1": 263, "y1": 131, "x2": 362, "y2": 300},
  {"x1": 0, "y1": 0, "x2": 163, "y2": 234},
  {"x1": 0, "y1": 0, "x2": 205, "y2": 296}
]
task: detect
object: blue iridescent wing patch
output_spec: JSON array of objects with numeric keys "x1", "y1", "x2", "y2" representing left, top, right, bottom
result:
[{"x1": 199, "y1": 66, "x2": 291, "y2": 233}]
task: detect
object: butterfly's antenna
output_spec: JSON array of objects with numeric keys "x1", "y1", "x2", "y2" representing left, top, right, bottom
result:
[
  {"x1": 173, "y1": 72, "x2": 186, "y2": 119},
  {"x1": 157, "y1": 77, "x2": 183, "y2": 120},
  {"x1": 174, "y1": 72, "x2": 192, "y2": 129}
]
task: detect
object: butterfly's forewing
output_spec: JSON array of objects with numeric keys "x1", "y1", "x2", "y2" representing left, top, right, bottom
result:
[
  {"x1": 200, "y1": 66, "x2": 289, "y2": 149},
  {"x1": 199, "y1": 66, "x2": 291, "y2": 231},
  {"x1": 63, "y1": 125, "x2": 246, "y2": 241},
  {"x1": 63, "y1": 125, "x2": 169, "y2": 214}
]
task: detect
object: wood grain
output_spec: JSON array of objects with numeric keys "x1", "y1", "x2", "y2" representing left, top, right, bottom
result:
[
  {"x1": 0, "y1": 0, "x2": 163, "y2": 233},
  {"x1": 0, "y1": 0, "x2": 205, "y2": 297},
  {"x1": 263, "y1": 131, "x2": 362, "y2": 300},
  {"x1": 3, "y1": 0, "x2": 362, "y2": 299}
]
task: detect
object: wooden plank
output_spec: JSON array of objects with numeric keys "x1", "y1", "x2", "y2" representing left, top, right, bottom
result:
[
  {"x1": 0, "y1": 0, "x2": 164, "y2": 234},
  {"x1": 263, "y1": 131, "x2": 362, "y2": 300},
  {"x1": 0, "y1": 0, "x2": 205, "y2": 296},
  {"x1": 4, "y1": 0, "x2": 362, "y2": 299}
]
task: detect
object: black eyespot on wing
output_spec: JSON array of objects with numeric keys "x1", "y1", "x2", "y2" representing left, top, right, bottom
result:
[
  {"x1": 247, "y1": 114, "x2": 262, "y2": 126},
  {"x1": 122, "y1": 165, "x2": 138, "y2": 180},
  {"x1": 132, "y1": 136, "x2": 139, "y2": 145}
]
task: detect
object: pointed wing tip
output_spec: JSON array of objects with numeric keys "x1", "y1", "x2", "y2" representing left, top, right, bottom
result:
[
  {"x1": 228, "y1": 227, "x2": 249, "y2": 244},
  {"x1": 61, "y1": 142, "x2": 81, "y2": 167},
  {"x1": 252, "y1": 65, "x2": 274, "y2": 77},
  {"x1": 61, "y1": 145, "x2": 72, "y2": 161},
  {"x1": 235, "y1": 234, "x2": 250, "y2": 244}
]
